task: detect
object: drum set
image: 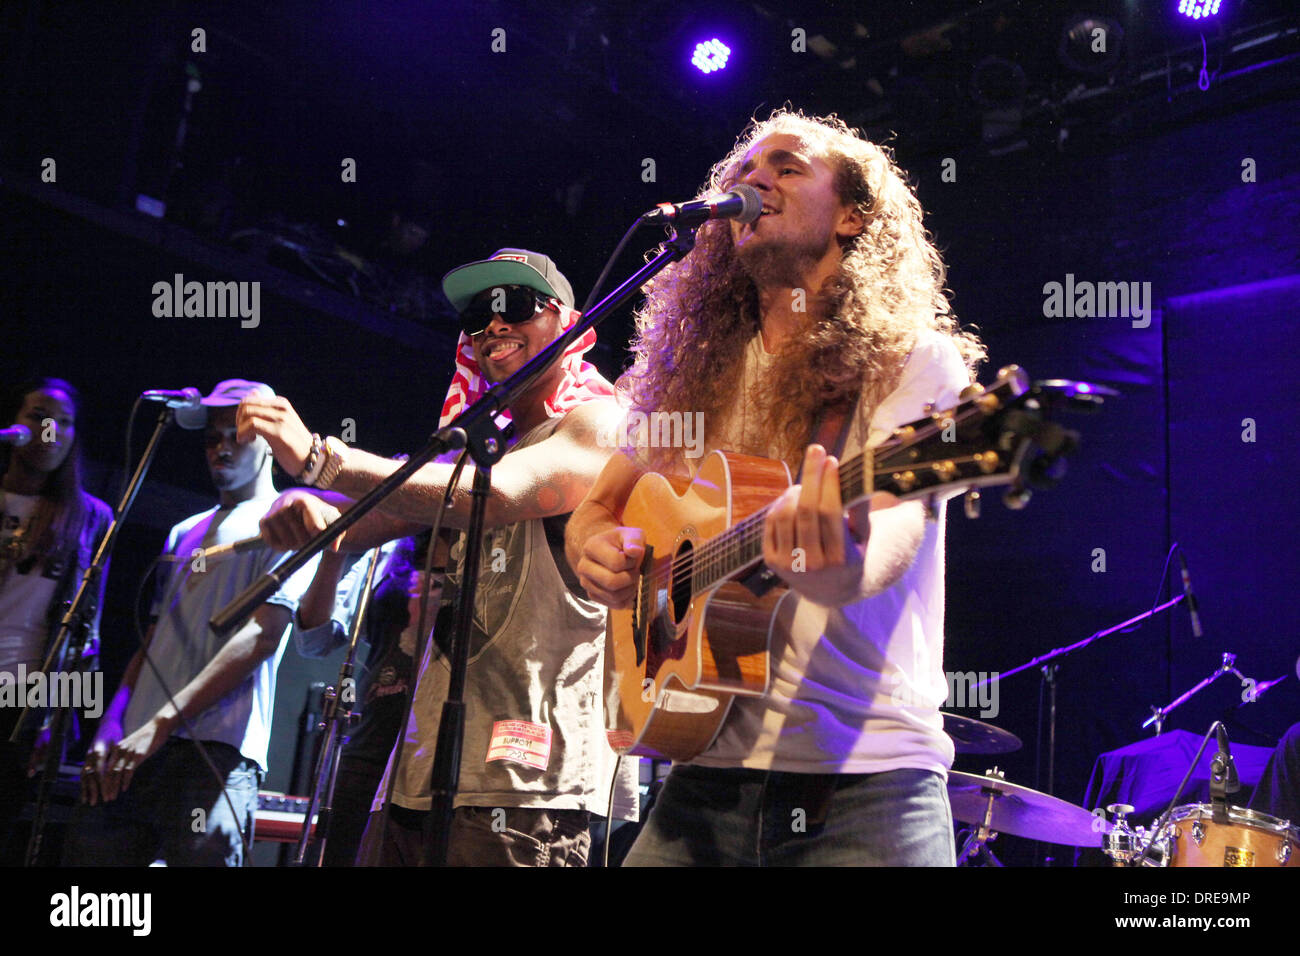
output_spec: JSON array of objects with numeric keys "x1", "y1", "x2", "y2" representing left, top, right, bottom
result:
[
  {"x1": 942, "y1": 713, "x2": 1299, "y2": 867},
  {"x1": 1103, "y1": 801, "x2": 1297, "y2": 868}
]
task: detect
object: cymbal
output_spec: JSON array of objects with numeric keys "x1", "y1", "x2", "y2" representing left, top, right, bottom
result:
[
  {"x1": 948, "y1": 770, "x2": 1104, "y2": 846},
  {"x1": 943, "y1": 713, "x2": 1022, "y2": 754}
]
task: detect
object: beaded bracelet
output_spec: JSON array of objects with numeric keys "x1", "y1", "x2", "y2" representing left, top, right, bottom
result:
[{"x1": 299, "y1": 433, "x2": 326, "y2": 486}]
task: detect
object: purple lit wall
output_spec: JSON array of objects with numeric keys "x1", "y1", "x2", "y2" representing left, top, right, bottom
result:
[{"x1": 928, "y1": 96, "x2": 1300, "y2": 861}]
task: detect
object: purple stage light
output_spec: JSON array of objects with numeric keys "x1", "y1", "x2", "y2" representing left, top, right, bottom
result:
[
  {"x1": 692, "y1": 39, "x2": 731, "y2": 74},
  {"x1": 1177, "y1": 0, "x2": 1223, "y2": 20}
]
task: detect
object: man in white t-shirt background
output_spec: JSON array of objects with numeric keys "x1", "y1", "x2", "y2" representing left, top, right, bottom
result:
[{"x1": 63, "y1": 379, "x2": 318, "y2": 866}]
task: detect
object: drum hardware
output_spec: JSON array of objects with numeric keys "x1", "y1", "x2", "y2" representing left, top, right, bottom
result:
[
  {"x1": 1101, "y1": 803, "x2": 1166, "y2": 866},
  {"x1": 950, "y1": 767, "x2": 1105, "y2": 866},
  {"x1": 1100, "y1": 719, "x2": 1299, "y2": 866},
  {"x1": 974, "y1": 584, "x2": 1190, "y2": 820},
  {"x1": 953, "y1": 768, "x2": 1008, "y2": 867},
  {"x1": 1125, "y1": 719, "x2": 1226, "y2": 866},
  {"x1": 1143, "y1": 651, "x2": 1258, "y2": 734}
]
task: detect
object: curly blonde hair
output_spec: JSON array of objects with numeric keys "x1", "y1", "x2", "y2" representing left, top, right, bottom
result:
[{"x1": 619, "y1": 109, "x2": 985, "y2": 471}]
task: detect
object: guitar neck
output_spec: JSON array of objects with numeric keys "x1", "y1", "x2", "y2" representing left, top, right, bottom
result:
[
  {"x1": 690, "y1": 448, "x2": 873, "y2": 593},
  {"x1": 687, "y1": 367, "x2": 1036, "y2": 594}
]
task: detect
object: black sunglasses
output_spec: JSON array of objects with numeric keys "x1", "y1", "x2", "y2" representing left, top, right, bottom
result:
[{"x1": 459, "y1": 285, "x2": 557, "y2": 337}]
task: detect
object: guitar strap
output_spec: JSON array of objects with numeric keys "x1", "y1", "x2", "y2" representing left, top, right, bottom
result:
[
  {"x1": 744, "y1": 390, "x2": 863, "y2": 597},
  {"x1": 798, "y1": 389, "x2": 862, "y2": 481}
]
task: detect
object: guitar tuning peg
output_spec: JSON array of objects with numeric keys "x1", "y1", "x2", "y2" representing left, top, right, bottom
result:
[
  {"x1": 1002, "y1": 485, "x2": 1032, "y2": 510},
  {"x1": 995, "y1": 365, "x2": 1029, "y2": 395},
  {"x1": 963, "y1": 488, "x2": 981, "y2": 519},
  {"x1": 959, "y1": 384, "x2": 985, "y2": 402}
]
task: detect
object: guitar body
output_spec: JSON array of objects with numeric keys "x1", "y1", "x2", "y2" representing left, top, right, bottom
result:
[{"x1": 605, "y1": 450, "x2": 794, "y2": 761}]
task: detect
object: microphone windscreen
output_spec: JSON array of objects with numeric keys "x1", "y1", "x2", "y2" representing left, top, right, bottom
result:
[
  {"x1": 174, "y1": 403, "x2": 208, "y2": 431},
  {"x1": 732, "y1": 184, "x2": 762, "y2": 224}
]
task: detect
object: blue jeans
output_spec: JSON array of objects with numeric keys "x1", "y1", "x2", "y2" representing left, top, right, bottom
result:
[
  {"x1": 63, "y1": 738, "x2": 261, "y2": 867},
  {"x1": 624, "y1": 764, "x2": 955, "y2": 866}
]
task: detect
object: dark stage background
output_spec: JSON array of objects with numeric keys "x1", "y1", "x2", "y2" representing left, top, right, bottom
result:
[{"x1": 2, "y1": 1, "x2": 1297, "y2": 866}]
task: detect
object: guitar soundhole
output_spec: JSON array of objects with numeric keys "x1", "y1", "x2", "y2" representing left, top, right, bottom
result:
[
  {"x1": 670, "y1": 540, "x2": 694, "y2": 627},
  {"x1": 643, "y1": 541, "x2": 693, "y2": 677}
]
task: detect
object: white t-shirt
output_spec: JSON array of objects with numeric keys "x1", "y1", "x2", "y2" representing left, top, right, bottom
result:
[
  {"x1": 688, "y1": 330, "x2": 971, "y2": 775},
  {"x1": 0, "y1": 493, "x2": 59, "y2": 673},
  {"x1": 124, "y1": 497, "x2": 319, "y2": 771}
]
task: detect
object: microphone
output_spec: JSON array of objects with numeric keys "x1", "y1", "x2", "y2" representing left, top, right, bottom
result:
[
  {"x1": 1209, "y1": 722, "x2": 1240, "y2": 824},
  {"x1": 642, "y1": 184, "x2": 762, "y2": 227},
  {"x1": 1243, "y1": 673, "x2": 1287, "y2": 704},
  {"x1": 142, "y1": 387, "x2": 202, "y2": 409},
  {"x1": 0, "y1": 424, "x2": 32, "y2": 446},
  {"x1": 142, "y1": 388, "x2": 206, "y2": 430},
  {"x1": 1176, "y1": 550, "x2": 1203, "y2": 639}
]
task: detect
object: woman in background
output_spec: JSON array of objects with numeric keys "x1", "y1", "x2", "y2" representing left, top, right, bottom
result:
[{"x1": 0, "y1": 377, "x2": 113, "y2": 857}]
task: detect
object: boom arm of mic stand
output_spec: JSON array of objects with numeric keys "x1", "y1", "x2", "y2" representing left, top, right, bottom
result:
[
  {"x1": 974, "y1": 594, "x2": 1186, "y2": 691},
  {"x1": 1141, "y1": 652, "x2": 1238, "y2": 731},
  {"x1": 210, "y1": 428, "x2": 468, "y2": 638}
]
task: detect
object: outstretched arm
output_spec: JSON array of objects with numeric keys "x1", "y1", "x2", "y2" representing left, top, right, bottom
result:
[{"x1": 238, "y1": 396, "x2": 624, "y2": 530}]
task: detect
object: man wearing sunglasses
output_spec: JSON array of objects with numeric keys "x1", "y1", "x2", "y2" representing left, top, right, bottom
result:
[
  {"x1": 65, "y1": 379, "x2": 320, "y2": 866},
  {"x1": 239, "y1": 250, "x2": 636, "y2": 865}
]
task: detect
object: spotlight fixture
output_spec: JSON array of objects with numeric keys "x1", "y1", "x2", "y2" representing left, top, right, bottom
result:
[
  {"x1": 691, "y1": 39, "x2": 730, "y2": 74},
  {"x1": 1178, "y1": 0, "x2": 1224, "y2": 20}
]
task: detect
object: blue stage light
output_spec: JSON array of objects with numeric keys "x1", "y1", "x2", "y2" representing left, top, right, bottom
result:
[
  {"x1": 691, "y1": 39, "x2": 731, "y2": 74},
  {"x1": 1177, "y1": 0, "x2": 1223, "y2": 20}
]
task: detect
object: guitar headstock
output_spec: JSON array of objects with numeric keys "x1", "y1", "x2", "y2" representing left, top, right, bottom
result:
[{"x1": 869, "y1": 365, "x2": 1101, "y2": 513}]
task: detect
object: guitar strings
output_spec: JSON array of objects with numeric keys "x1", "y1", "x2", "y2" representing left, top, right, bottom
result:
[
  {"x1": 648, "y1": 423, "x2": 992, "y2": 596},
  {"x1": 648, "y1": 453, "x2": 872, "y2": 594},
  {"x1": 642, "y1": 388, "x2": 1015, "y2": 599}
]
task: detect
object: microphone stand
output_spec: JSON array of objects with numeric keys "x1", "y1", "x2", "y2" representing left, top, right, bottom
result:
[
  {"x1": 973, "y1": 595, "x2": 1185, "y2": 866},
  {"x1": 12, "y1": 404, "x2": 177, "y2": 866},
  {"x1": 214, "y1": 222, "x2": 703, "y2": 865},
  {"x1": 1132, "y1": 720, "x2": 1230, "y2": 866},
  {"x1": 1142, "y1": 652, "x2": 1253, "y2": 734},
  {"x1": 292, "y1": 546, "x2": 383, "y2": 866}
]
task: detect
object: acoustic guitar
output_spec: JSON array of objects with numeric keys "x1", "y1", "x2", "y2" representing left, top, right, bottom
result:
[{"x1": 605, "y1": 366, "x2": 1087, "y2": 760}]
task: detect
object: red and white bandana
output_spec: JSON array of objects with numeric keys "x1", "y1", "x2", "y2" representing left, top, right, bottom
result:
[{"x1": 438, "y1": 304, "x2": 615, "y2": 428}]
